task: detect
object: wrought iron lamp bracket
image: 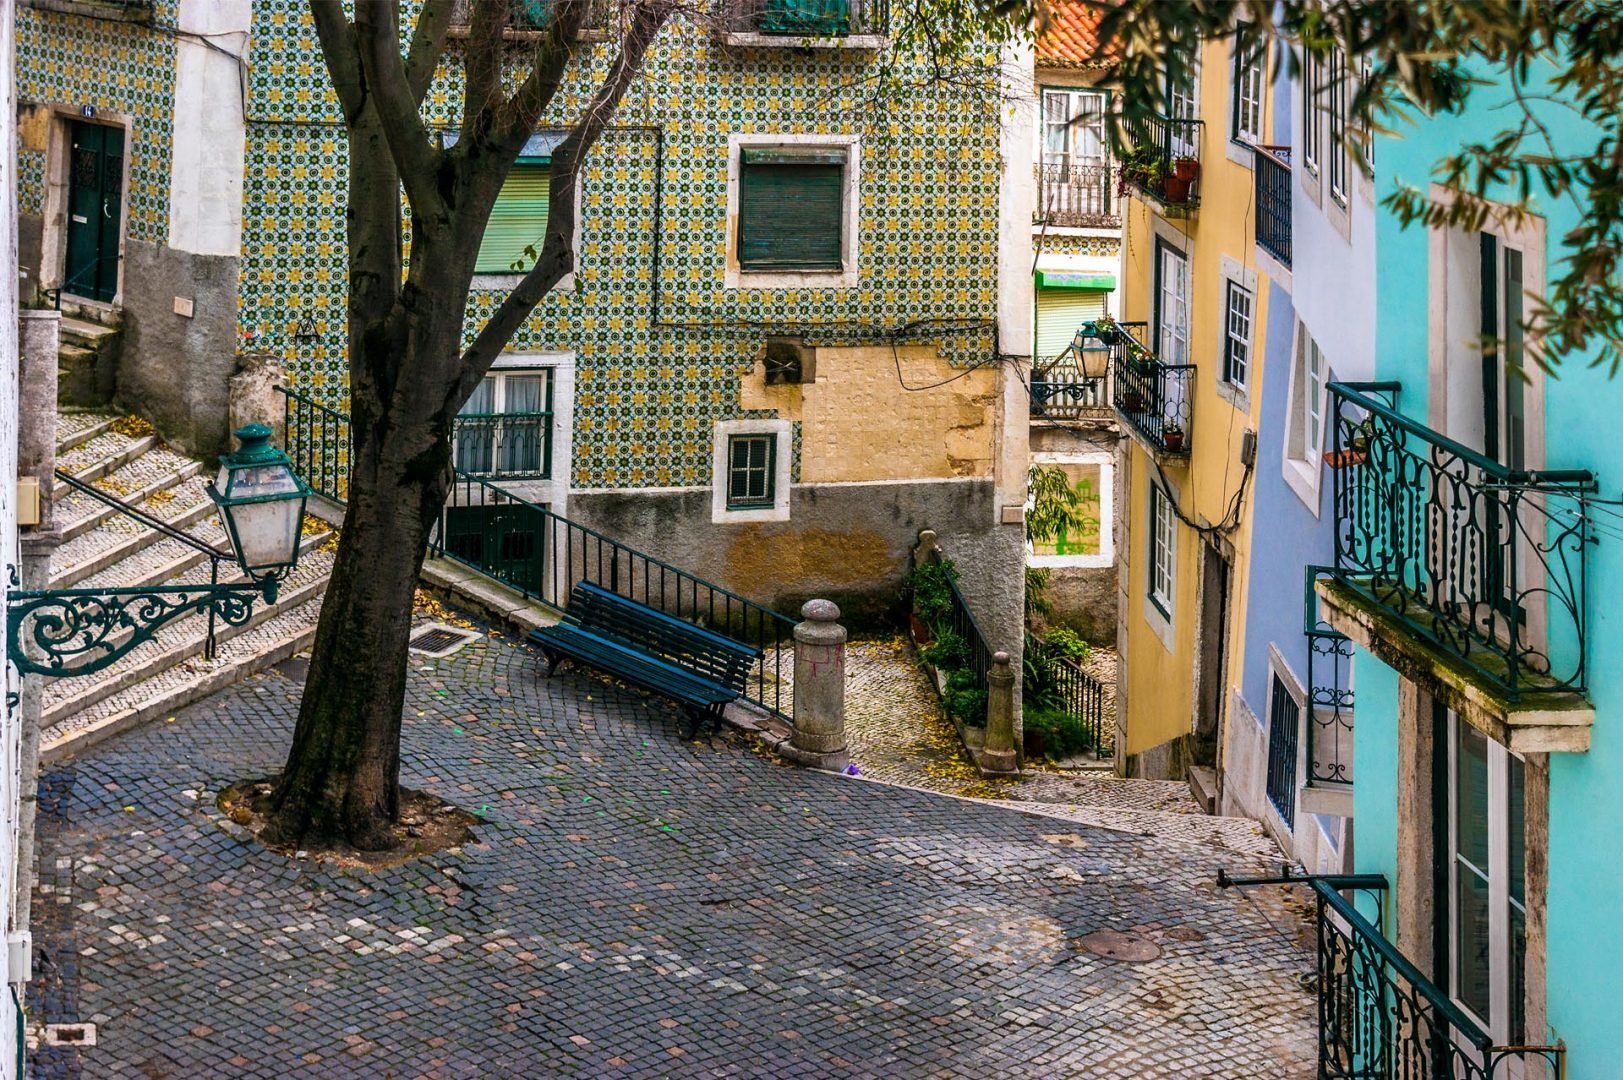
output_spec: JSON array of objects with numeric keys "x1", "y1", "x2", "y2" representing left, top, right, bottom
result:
[{"x1": 5, "y1": 575, "x2": 282, "y2": 679}]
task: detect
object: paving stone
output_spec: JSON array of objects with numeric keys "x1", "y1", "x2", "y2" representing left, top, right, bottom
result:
[{"x1": 30, "y1": 624, "x2": 1317, "y2": 1078}]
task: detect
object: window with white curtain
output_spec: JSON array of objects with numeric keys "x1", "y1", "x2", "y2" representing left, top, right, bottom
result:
[{"x1": 455, "y1": 369, "x2": 551, "y2": 477}]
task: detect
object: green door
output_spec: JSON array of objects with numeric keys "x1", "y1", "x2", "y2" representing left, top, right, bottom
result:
[
  {"x1": 443, "y1": 505, "x2": 547, "y2": 596},
  {"x1": 64, "y1": 121, "x2": 124, "y2": 303}
]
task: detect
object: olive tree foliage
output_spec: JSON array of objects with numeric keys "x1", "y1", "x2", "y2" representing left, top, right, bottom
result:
[{"x1": 1064, "y1": 0, "x2": 1623, "y2": 376}]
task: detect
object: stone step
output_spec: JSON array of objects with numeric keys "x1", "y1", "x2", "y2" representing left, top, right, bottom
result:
[
  {"x1": 59, "y1": 315, "x2": 119, "y2": 350},
  {"x1": 50, "y1": 495, "x2": 220, "y2": 589},
  {"x1": 41, "y1": 549, "x2": 334, "y2": 727},
  {"x1": 54, "y1": 434, "x2": 160, "y2": 498},
  {"x1": 55, "y1": 413, "x2": 118, "y2": 455},
  {"x1": 55, "y1": 455, "x2": 205, "y2": 542},
  {"x1": 41, "y1": 596, "x2": 325, "y2": 763},
  {"x1": 51, "y1": 472, "x2": 216, "y2": 574},
  {"x1": 72, "y1": 521, "x2": 229, "y2": 592}
]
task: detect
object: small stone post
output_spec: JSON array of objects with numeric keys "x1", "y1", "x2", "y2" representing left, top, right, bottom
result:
[
  {"x1": 228, "y1": 352, "x2": 288, "y2": 451},
  {"x1": 782, "y1": 599, "x2": 849, "y2": 772},
  {"x1": 980, "y1": 651, "x2": 1019, "y2": 776}
]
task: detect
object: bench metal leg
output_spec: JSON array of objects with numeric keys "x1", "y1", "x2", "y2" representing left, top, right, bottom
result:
[
  {"x1": 682, "y1": 706, "x2": 707, "y2": 741},
  {"x1": 542, "y1": 649, "x2": 564, "y2": 677}
]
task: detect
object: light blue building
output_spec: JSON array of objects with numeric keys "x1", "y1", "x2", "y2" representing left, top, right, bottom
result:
[{"x1": 1311, "y1": 57, "x2": 1618, "y2": 1079}]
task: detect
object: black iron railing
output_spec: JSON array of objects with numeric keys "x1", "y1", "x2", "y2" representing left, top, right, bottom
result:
[
  {"x1": 1028, "y1": 637, "x2": 1111, "y2": 756},
  {"x1": 720, "y1": 0, "x2": 889, "y2": 36},
  {"x1": 1327, "y1": 381, "x2": 1594, "y2": 699},
  {"x1": 1031, "y1": 331, "x2": 1111, "y2": 421},
  {"x1": 1219, "y1": 871, "x2": 1563, "y2": 1080},
  {"x1": 452, "y1": 412, "x2": 552, "y2": 479},
  {"x1": 1118, "y1": 114, "x2": 1203, "y2": 210},
  {"x1": 916, "y1": 540, "x2": 993, "y2": 725},
  {"x1": 1305, "y1": 565, "x2": 1354, "y2": 788},
  {"x1": 1035, "y1": 162, "x2": 1118, "y2": 229},
  {"x1": 1103, "y1": 321, "x2": 1194, "y2": 455},
  {"x1": 276, "y1": 385, "x2": 796, "y2": 720},
  {"x1": 1254, "y1": 144, "x2": 1292, "y2": 266}
]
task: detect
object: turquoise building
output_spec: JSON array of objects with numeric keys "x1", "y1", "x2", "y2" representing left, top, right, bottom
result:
[{"x1": 1314, "y1": 57, "x2": 1619, "y2": 1078}]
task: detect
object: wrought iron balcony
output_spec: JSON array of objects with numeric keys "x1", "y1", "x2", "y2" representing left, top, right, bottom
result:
[
  {"x1": 452, "y1": 412, "x2": 553, "y2": 479},
  {"x1": 1103, "y1": 321, "x2": 1193, "y2": 455},
  {"x1": 718, "y1": 0, "x2": 889, "y2": 39},
  {"x1": 1031, "y1": 332, "x2": 1111, "y2": 421},
  {"x1": 1303, "y1": 567, "x2": 1354, "y2": 808},
  {"x1": 1034, "y1": 162, "x2": 1119, "y2": 230},
  {"x1": 1118, "y1": 115, "x2": 1203, "y2": 212},
  {"x1": 1254, "y1": 144, "x2": 1291, "y2": 266},
  {"x1": 1326, "y1": 382, "x2": 1595, "y2": 700}
]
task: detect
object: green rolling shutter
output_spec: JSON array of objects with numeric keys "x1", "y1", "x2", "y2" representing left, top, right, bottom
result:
[
  {"x1": 738, "y1": 149, "x2": 845, "y2": 271},
  {"x1": 1035, "y1": 286, "x2": 1108, "y2": 363},
  {"x1": 476, "y1": 163, "x2": 550, "y2": 274}
]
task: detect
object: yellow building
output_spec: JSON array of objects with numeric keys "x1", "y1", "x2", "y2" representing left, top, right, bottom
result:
[{"x1": 1113, "y1": 33, "x2": 1277, "y2": 783}]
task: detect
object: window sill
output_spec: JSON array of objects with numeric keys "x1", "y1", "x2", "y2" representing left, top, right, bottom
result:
[
  {"x1": 1225, "y1": 139, "x2": 1257, "y2": 169},
  {"x1": 714, "y1": 504, "x2": 791, "y2": 524},
  {"x1": 1215, "y1": 378, "x2": 1250, "y2": 416},
  {"x1": 728, "y1": 267, "x2": 858, "y2": 290},
  {"x1": 719, "y1": 30, "x2": 887, "y2": 50},
  {"x1": 471, "y1": 271, "x2": 574, "y2": 293},
  {"x1": 1281, "y1": 454, "x2": 1322, "y2": 516}
]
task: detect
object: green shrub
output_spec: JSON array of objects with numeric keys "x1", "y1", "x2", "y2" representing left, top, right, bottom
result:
[
  {"x1": 1043, "y1": 627, "x2": 1091, "y2": 663},
  {"x1": 1021, "y1": 704, "x2": 1096, "y2": 760},
  {"x1": 943, "y1": 668, "x2": 988, "y2": 726},
  {"x1": 921, "y1": 630, "x2": 970, "y2": 672},
  {"x1": 902, "y1": 558, "x2": 959, "y2": 627}
]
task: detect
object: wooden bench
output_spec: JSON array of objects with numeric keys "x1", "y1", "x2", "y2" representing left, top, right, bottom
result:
[{"x1": 527, "y1": 581, "x2": 763, "y2": 738}]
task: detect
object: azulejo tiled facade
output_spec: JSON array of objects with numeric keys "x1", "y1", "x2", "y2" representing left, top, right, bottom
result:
[
  {"x1": 240, "y1": 2, "x2": 1002, "y2": 490},
  {"x1": 14, "y1": 3, "x2": 177, "y2": 245}
]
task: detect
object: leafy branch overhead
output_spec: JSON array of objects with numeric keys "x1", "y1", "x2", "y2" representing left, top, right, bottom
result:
[{"x1": 1039, "y1": 0, "x2": 1623, "y2": 375}]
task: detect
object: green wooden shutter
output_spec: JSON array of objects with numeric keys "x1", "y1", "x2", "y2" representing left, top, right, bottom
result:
[
  {"x1": 738, "y1": 150, "x2": 845, "y2": 271},
  {"x1": 1035, "y1": 286, "x2": 1108, "y2": 362},
  {"x1": 476, "y1": 164, "x2": 550, "y2": 274}
]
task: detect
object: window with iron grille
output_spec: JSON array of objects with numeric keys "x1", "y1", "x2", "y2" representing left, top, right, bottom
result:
[
  {"x1": 1223, "y1": 280, "x2": 1254, "y2": 389},
  {"x1": 1148, "y1": 484, "x2": 1175, "y2": 615},
  {"x1": 1265, "y1": 673, "x2": 1301, "y2": 826},
  {"x1": 727, "y1": 434, "x2": 777, "y2": 509},
  {"x1": 1231, "y1": 37, "x2": 1265, "y2": 145}
]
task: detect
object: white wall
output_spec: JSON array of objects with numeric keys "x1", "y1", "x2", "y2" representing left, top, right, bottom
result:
[{"x1": 168, "y1": 0, "x2": 251, "y2": 256}]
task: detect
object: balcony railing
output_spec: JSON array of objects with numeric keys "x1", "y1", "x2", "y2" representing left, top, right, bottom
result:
[
  {"x1": 1031, "y1": 332, "x2": 1111, "y2": 421},
  {"x1": 1118, "y1": 115, "x2": 1204, "y2": 212},
  {"x1": 1101, "y1": 321, "x2": 1193, "y2": 455},
  {"x1": 1327, "y1": 382, "x2": 1595, "y2": 699},
  {"x1": 719, "y1": 0, "x2": 889, "y2": 37},
  {"x1": 1305, "y1": 566, "x2": 1354, "y2": 790},
  {"x1": 1254, "y1": 144, "x2": 1291, "y2": 266},
  {"x1": 1035, "y1": 162, "x2": 1119, "y2": 229},
  {"x1": 452, "y1": 412, "x2": 552, "y2": 479}
]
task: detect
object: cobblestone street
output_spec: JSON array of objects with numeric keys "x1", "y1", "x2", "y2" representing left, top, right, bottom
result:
[{"x1": 29, "y1": 623, "x2": 1317, "y2": 1078}]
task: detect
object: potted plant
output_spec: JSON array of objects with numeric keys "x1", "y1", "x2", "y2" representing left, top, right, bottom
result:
[
  {"x1": 1162, "y1": 423, "x2": 1186, "y2": 452},
  {"x1": 1324, "y1": 415, "x2": 1375, "y2": 469},
  {"x1": 1162, "y1": 157, "x2": 1199, "y2": 203},
  {"x1": 1085, "y1": 316, "x2": 1123, "y2": 346}
]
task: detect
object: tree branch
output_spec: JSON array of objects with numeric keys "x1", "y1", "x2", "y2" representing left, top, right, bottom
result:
[
  {"x1": 459, "y1": 0, "x2": 513, "y2": 146},
  {"x1": 353, "y1": 1, "x2": 447, "y2": 226},
  {"x1": 458, "y1": 1, "x2": 675, "y2": 396},
  {"x1": 493, "y1": 0, "x2": 595, "y2": 149},
  {"x1": 308, "y1": 0, "x2": 365, "y2": 123},
  {"x1": 406, "y1": 0, "x2": 456, "y2": 105}
]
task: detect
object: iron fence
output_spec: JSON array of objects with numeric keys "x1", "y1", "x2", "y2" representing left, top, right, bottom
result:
[
  {"x1": 1035, "y1": 162, "x2": 1118, "y2": 229},
  {"x1": 1031, "y1": 332, "x2": 1111, "y2": 421},
  {"x1": 1119, "y1": 114, "x2": 1203, "y2": 210},
  {"x1": 452, "y1": 412, "x2": 552, "y2": 479},
  {"x1": 1327, "y1": 381, "x2": 1594, "y2": 699},
  {"x1": 1254, "y1": 144, "x2": 1292, "y2": 266},
  {"x1": 1106, "y1": 321, "x2": 1194, "y2": 454},
  {"x1": 915, "y1": 540, "x2": 993, "y2": 725},
  {"x1": 1304, "y1": 564, "x2": 1354, "y2": 789},
  {"x1": 275, "y1": 386, "x2": 795, "y2": 720},
  {"x1": 1027, "y1": 637, "x2": 1111, "y2": 756}
]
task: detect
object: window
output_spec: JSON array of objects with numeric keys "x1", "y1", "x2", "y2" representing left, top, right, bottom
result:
[
  {"x1": 726, "y1": 434, "x2": 776, "y2": 509},
  {"x1": 1264, "y1": 673, "x2": 1301, "y2": 827},
  {"x1": 1166, "y1": 56, "x2": 1201, "y2": 159},
  {"x1": 1327, "y1": 48, "x2": 1349, "y2": 205},
  {"x1": 1041, "y1": 89, "x2": 1107, "y2": 170},
  {"x1": 1154, "y1": 241, "x2": 1190, "y2": 364},
  {"x1": 1442, "y1": 708, "x2": 1527, "y2": 1046},
  {"x1": 1026, "y1": 457, "x2": 1114, "y2": 568},
  {"x1": 1301, "y1": 51, "x2": 1321, "y2": 177},
  {"x1": 455, "y1": 369, "x2": 552, "y2": 477},
  {"x1": 475, "y1": 161, "x2": 550, "y2": 274},
  {"x1": 1286, "y1": 326, "x2": 1326, "y2": 464},
  {"x1": 1231, "y1": 36, "x2": 1264, "y2": 145},
  {"x1": 1148, "y1": 483, "x2": 1175, "y2": 614},
  {"x1": 1223, "y1": 280, "x2": 1254, "y2": 389},
  {"x1": 711, "y1": 419, "x2": 791, "y2": 522},
  {"x1": 737, "y1": 146, "x2": 848, "y2": 272}
]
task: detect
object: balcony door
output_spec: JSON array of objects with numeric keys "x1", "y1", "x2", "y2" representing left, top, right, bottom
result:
[{"x1": 1166, "y1": 58, "x2": 1200, "y2": 159}]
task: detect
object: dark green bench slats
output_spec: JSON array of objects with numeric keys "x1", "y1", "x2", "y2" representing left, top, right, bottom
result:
[{"x1": 528, "y1": 581, "x2": 763, "y2": 737}]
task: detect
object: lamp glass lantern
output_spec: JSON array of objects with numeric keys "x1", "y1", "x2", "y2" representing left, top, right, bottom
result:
[{"x1": 209, "y1": 423, "x2": 311, "y2": 595}]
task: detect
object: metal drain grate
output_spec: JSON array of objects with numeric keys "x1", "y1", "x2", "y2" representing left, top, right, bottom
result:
[
  {"x1": 43, "y1": 1023, "x2": 98, "y2": 1047},
  {"x1": 409, "y1": 623, "x2": 480, "y2": 658}
]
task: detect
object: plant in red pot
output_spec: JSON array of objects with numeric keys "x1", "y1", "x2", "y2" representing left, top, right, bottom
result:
[
  {"x1": 1161, "y1": 423, "x2": 1186, "y2": 452},
  {"x1": 1163, "y1": 157, "x2": 1200, "y2": 202}
]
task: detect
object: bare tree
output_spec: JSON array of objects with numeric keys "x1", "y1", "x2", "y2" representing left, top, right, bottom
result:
[{"x1": 268, "y1": 0, "x2": 676, "y2": 848}]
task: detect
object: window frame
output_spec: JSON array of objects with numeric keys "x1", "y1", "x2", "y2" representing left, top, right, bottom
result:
[
  {"x1": 1301, "y1": 49, "x2": 1322, "y2": 177},
  {"x1": 1147, "y1": 482, "x2": 1176, "y2": 617},
  {"x1": 1327, "y1": 48, "x2": 1350, "y2": 207},
  {"x1": 725, "y1": 133, "x2": 861, "y2": 290},
  {"x1": 1040, "y1": 88, "x2": 1109, "y2": 171},
  {"x1": 1230, "y1": 34, "x2": 1265, "y2": 147},
  {"x1": 454, "y1": 368, "x2": 555, "y2": 479},
  {"x1": 1282, "y1": 320, "x2": 1328, "y2": 512},
  {"x1": 1153, "y1": 238, "x2": 1191, "y2": 365},
  {"x1": 1221, "y1": 275, "x2": 1255, "y2": 394},
  {"x1": 711, "y1": 418, "x2": 793, "y2": 523},
  {"x1": 725, "y1": 433, "x2": 777, "y2": 510},
  {"x1": 1026, "y1": 452, "x2": 1115, "y2": 569}
]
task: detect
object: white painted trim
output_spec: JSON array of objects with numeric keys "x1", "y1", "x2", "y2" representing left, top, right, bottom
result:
[
  {"x1": 1033, "y1": 251, "x2": 1122, "y2": 326},
  {"x1": 472, "y1": 350, "x2": 574, "y2": 515},
  {"x1": 724, "y1": 133, "x2": 860, "y2": 290},
  {"x1": 1032, "y1": 225, "x2": 1122, "y2": 240},
  {"x1": 1142, "y1": 473, "x2": 1177, "y2": 654},
  {"x1": 1028, "y1": 450, "x2": 1114, "y2": 568},
  {"x1": 1214, "y1": 255, "x2": 1259, "y2": 413},
  {"x1": 711, "y1": 418, "x2": 792, "y2": 523},
  {"x1": 1280, "y1": 318, "x2": 1326, "y2": 515}
]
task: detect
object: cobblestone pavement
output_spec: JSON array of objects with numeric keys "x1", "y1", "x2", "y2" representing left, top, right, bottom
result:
[
  {"x1": 31, "y1": 625, "x2": 1316, "y2": 1078},
  {"x1": 841, "y1": 638, "x2": 1280, "y2": 858}
]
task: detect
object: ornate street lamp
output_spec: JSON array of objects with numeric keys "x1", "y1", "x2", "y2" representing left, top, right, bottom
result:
[{"x1": 7, "y1": 424, "x2": 312, "y2": 678}]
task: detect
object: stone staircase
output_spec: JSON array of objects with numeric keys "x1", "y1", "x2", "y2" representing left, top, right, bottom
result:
[
  {"x1": 40, "y1": 412, "x2": 335, "y2": 760},
  {"x1": 56, "y1": 315, "x2": 122, "y2": 407}
]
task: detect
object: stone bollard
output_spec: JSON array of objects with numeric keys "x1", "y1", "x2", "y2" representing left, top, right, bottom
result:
[
  {"x1": 229, "y1": 351, "x2": 288, "y2": 452},
  {"x1": 781, "y1": 599, "x2": 849, "y2": 772},
  {"x1": 980, "y1": 651, "x2": 1019, "y2": 776}
]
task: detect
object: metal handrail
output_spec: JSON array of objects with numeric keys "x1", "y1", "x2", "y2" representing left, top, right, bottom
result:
[
  {"x1": 55, "y1": 470, "x2": 232, "y2": 561},
  {"x1": 43, "y1": 252, "x2": 119, "y2": 310}
]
